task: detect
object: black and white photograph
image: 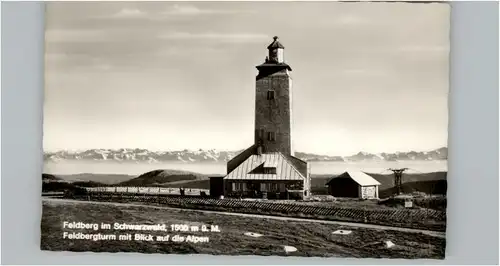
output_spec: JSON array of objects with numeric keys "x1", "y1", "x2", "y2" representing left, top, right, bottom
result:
[{"x1": 41, "y1": 1, "x2": 449, "y2": 259}]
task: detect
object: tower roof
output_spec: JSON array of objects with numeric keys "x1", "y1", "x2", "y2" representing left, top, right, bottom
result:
[{"x1": 267, "y1": 36, "x2": 285, "y2": 49}]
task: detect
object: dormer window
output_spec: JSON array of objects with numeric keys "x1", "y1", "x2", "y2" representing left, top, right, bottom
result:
[
  {"x1": 267, "y1": 90, "x2": 275, "y2": 100},
  {"x1": 263, "y1": 167, "x2": 277, "y2": 174}
]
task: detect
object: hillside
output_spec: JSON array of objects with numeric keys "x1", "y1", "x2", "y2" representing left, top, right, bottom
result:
[
  {"x1": 42, "y1": 173, "x2": 62, "y2": 181},
  {"x1": 41, "y1": 169, "x2": 213, "y2": 189},
  {"x1": 118, "y1": 169, "x2": 217, "y2": 187},
  {"x1": 42, "y1": 173, "x2": 88, "y2": 193},
  {"x1": 44, "y1": 147, "x2": 448, "y2": 163},
  {"x1": 55, "y1": 173, "x2": 135, "y2": 184},
  {"x1": 41, "y1": 200, "x2": 446, "y2": 258},
  {"x1": 116, "y1": 169, "x2": 446, "y2": 197},
  {"x1": 42, "y1": 169, "x2": 447, "y2": 199}
]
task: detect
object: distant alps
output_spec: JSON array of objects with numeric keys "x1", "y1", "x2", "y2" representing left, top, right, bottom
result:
[{"x1": 44, "y1": 147, "x2": 448, "y2": 163}]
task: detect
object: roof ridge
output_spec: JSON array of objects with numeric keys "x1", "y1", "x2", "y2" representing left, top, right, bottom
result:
[
  {"x1": 279, "y1": 153, "x2": 306, "y2": 179},
  {"x1": 286, "y1": 153, "x2": 308, "y2": 164}
]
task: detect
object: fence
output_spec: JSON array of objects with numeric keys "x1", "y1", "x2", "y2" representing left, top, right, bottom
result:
[
  {"x1": 84, "y1": 187, "x2": 209, "y2": 196},
  {"x1": 42, "y1": 191, "x2": 65, "y2": 198},
  {"x1": 70, "y1": 191, "x2": 446, "y2": 232}
]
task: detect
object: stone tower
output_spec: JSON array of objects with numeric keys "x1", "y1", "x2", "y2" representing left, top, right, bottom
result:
[
  {"x1": 254, "y1": 36, "x2": 294, "y2": 156},
  {"x1": 222, "y1": 36, "x2": 310, "y2": 200}
]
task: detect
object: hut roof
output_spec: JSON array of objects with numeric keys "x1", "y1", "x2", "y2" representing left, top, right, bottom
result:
[
  {"x1": 224, "y1": 152, "x2": 306, "y2": 180},
  {"x1": 326, "y1": 171, "x2": 381, "y2": 186}
]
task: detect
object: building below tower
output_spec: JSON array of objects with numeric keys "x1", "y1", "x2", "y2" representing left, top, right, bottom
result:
[{"x1": 226, "y1": 152, "x2": 310, "y2": 199}]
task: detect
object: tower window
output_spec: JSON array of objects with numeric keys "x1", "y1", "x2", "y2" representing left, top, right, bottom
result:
[
  {"x1": 267, "y1": 90, "x2": 275, "y2": 100},
  {"x1": 268, "y1": 132, "x2": 276, "y2": 141}
]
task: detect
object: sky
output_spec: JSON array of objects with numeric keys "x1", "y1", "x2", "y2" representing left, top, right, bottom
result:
[{"x1": 43, "y1": 1, "x2": 450, "y2": 156}]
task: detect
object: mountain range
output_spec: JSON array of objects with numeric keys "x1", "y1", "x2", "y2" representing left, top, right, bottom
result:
[{"x1": 44, "y1": 147, "x2": 447, "y2": 163}]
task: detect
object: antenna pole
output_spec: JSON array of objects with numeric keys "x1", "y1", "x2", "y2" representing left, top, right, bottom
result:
[{"x1": 388, "y1": 168, "x2": 408, "y2": 195}]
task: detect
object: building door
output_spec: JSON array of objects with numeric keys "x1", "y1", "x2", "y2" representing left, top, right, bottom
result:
[{"x1": 362, "y1": 186, "x2": 376, "y2": 199}]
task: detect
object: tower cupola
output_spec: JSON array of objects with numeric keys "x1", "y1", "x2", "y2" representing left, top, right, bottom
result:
[{"x1": 267, "y1": 36, "x2": 285, "y2": 63}]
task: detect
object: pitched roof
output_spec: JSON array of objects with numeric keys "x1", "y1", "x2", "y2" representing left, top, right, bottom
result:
[
  {"x1": 267, "y1": 36, "x2": 285, "y2": 49},
  {"x1": 226, "y1": 145, "x2": 255, "y2": 174},
  {"x1": 264, "y1": 159, "x2": 278, "y2": 168},
  {"x1": 224, "y1": 152, "x2": 305, "y2": 180},
  {"x1": 284, "y1": 154, "x2": 308, "y2": 178},
  {"x1": 327, "y1": 171, "x2": 381, "y2": 186}
]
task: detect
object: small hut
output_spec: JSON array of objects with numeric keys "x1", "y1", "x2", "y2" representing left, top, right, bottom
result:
[
  {"x1": 209, "y1": 176, "x2": 224, "y2": 198},
  {"x1": 326, "y1": 171, "x2": 380, "y2": 199}
]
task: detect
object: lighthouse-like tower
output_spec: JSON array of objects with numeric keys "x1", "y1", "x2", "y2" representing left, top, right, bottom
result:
[
  {"x1": 254, "y1": 36, "x2": 294, "y2": 156},
  {"x1": 218, "y1": 36, "x2": 310, "y2": 200}
]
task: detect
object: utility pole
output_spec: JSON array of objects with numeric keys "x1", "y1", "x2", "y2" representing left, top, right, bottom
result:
[{"x1": 388, "y1": 168, "x2": 408, "y2": 195}]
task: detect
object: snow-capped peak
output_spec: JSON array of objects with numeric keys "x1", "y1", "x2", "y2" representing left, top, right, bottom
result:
[{"x1": 43, "y1": 147, "x2": 448, "y2": 163}]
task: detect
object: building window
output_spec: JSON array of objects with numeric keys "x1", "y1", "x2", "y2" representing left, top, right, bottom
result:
[
  {"x1": 232, "y1": 182, "x2": 246, "y2": 191},
  {"x1": 257, "y1": 183, "x2": 279, "y2": 192},
  {"x1": 263, "y1": 167, "x2": 276, "y2": 174},
  {"x1": 267, "y1": 90, "x2": 275, "y2": 100},
  {"x1": 268, "y1": 132, "x2": 276, "y2": 141},
  {"x1": 259, "y1": 183, "x2": 276, "y2": 192}
]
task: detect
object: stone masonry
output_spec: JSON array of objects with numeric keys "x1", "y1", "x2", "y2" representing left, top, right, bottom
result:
[{"x1": 254, "y1": 68, "x2": 292, "y2": 156}]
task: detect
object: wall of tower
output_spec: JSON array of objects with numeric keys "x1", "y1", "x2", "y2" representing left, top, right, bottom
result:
[
  {"x1": 254, "y1": 70, "x2": 292, "y2": 155},
  {"x1": 277, "y1": 49, "x2": 284, "y2": 63}
]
